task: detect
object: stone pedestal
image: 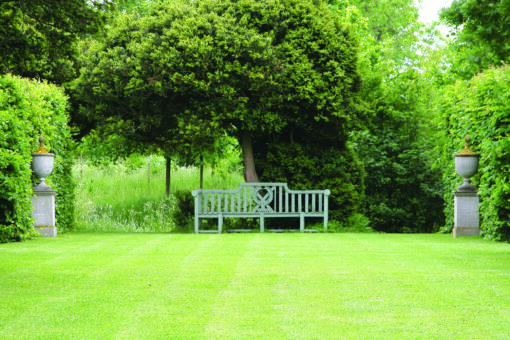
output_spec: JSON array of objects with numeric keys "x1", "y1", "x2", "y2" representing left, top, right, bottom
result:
[
  {"x1": 32, "y1": 189, "x2": 57, "y2": 237},
  {"x1": 453, "y1": 191, "x2": 479, "y2": 238}
]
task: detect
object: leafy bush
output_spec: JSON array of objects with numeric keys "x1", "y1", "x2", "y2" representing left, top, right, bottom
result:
[
  {"x1": 0, "y1": 74, "x2": 75, "y2": 242},
  {"x1": 352, "y1": 111, "x2": 445, "y2": 233},
  {"x1": 349, "y1": 53, "x2": 446, "y2": 234},
  {"x1": 326, "y1": 214, "x2": 373, "y2": 233},
  {"x1": 255, "y1": 141, "x2": 365, "y2": 223},
  {"x1": 171, "y1": 190, "x2": 194, "y2": 233},
  {"x1": 439, "y1": 65, "x2": 510, "y2": 241}
]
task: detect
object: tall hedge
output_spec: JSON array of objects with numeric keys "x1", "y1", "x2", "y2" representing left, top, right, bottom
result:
[
  {"x1": 0, "y1": 74, "x2": 75, "y2": 243},
  {"x1": 439, "y1": 65, "x2": 510, "y2": 241}
]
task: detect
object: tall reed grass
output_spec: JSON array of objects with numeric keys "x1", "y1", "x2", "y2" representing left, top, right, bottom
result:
[{"x1": 73, "y1": 155, "x2": 244, "y2": 232}]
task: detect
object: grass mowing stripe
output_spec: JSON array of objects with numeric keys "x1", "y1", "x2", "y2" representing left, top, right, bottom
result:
[
  {"x1": 201, "y1": 234, "x2": 510, "y2": 338},
  {"x1": 0, "y1": 234, "x2": 182, "y2": 338},
  {"x1": 1, "y1": 233, "x2": 509, "y2": 339},
  {"x1": 0, "y1": 234, "x2": 133, "y2": 332},
  {"x1": 320, "y1": 234, "x2": 510, "y2": 338},
  {"x1": 111, "y1": 235, "x2": 254, "y2": 338},
  {"x1": 204, "y1": 235, "x2": 285, "y2": 337}
]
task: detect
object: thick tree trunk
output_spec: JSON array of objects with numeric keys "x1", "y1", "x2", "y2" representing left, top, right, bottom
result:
[
  {"x1": 165, "y1": 156, "x2": 171, "y2": 197},
  {"x1": 240, "y1": 131, "x2": 259, "y2": 183}
]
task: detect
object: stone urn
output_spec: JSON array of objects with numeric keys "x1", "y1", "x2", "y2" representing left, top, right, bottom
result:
[
  {"x1": 31, "y1": 136, "x2": 55, "y2": 190},
  {"x1": 454, "y1": 136, "x2": 480, "y2": 192}
]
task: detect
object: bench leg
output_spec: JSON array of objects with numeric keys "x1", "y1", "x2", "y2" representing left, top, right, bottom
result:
[
  {"x1": 260, "y1": 213, "x2": 264, "y2": 233},
  {"x1": 218, "y1": 214, "x2": 223, "y2": 234},
  {"x1": 324, "y1": 195, "x2": 329, "y2": 232},
  {"x1": 194, "y1": 196, "x2": 200, "y2": 233},
  {"x1": 300, "y1": 213, "x2": 305, "y2": 232},
  {"x1": 195, "y1": 216, "x2": 200, "y2": 233}
]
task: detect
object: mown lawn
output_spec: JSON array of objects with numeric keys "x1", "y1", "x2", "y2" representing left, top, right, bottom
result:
[{"x1": 1, "y1": 233, "x2": 509, "y2": 339}]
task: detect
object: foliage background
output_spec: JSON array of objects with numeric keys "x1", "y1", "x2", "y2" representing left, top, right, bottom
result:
[
  {"x1": 0, "y1": 74, "x2": 75, "y2": 242},
  {"x1": 3, "y1": 0, "x2": 509, "y2": 240},
  {"x1": 0, "y1": 0, "x2": 110, "y2": 84},
  {"x1": 256, "y1": 142, "x2": 365, "y2": 222},
  {"x1": 333, "y1": 0, "x2": 446, "y2": 233},
  {"x1": 440, "y1": 0, "x2": 510, "y2": 80},
  {"x1": 439, "y1": 65, "x2": 510, "y2": 241},
  {"x1": 72, "y1": 0, "x2": 368, "y2": 221}
]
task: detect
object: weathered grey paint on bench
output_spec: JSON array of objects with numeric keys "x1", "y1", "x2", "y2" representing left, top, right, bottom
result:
[{"x1": 191, "y1": 182, "x2": 330, "y2": 233}]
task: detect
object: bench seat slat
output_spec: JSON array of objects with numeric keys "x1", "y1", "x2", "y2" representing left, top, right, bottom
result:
[{"x1": 198, "y1": 212, "x2": 326, "y2": 218}]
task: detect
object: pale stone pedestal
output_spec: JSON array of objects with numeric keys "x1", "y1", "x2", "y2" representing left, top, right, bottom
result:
[
  {"x1": 32, "y1": 189, "x2": 57, "y2": 237},
  {"x1": 453, "y1": 191, "x2": 479, "y2": 238}
]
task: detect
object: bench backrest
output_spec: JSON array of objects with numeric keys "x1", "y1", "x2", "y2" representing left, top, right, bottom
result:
[{"x1": 192, "y1": 182, "x2": 330, "y2": 215}]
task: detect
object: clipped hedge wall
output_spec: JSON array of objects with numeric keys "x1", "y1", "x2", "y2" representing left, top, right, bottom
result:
[
  {"x1": 439, "y1": 65, "x2": 510, "y2": 241},
  {"x1": 0, "y1": 74, "x2": 75, "y2": 243}
]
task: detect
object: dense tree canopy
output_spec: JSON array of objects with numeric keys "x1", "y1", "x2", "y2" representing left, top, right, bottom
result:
[
  {"x1": 440, "y1": 0, "x2": 510, "y2": 78},
  {"x1": 330, "y1": 0, "x2": 446, "y2": 232},
  {"x1": 73, "y1": 0, "x2": 364, "y2": 180},
  {"x1": 0, "y1": 0, "x2": 110, "y2": 83}
]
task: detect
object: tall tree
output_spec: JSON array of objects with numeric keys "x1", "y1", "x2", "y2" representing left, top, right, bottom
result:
[
  {"x1": 440, "y1": 0, "x2": 510, "y2": 78},
  {"x1": 331, "y1": 0, "x2": 446, "y2": 232},
  {"x1": 72, "y1": 0, "x2": 365, "y2": 191},
  {"x1": 0, "y1": 0, "x2": 111, "y2": 83}
]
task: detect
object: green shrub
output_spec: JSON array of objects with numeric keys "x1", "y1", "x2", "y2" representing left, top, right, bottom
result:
[
  {"x1": 326, "y1": 214, "x2": 373, "y2": 233},
  {"x1": 171, "y1": 190, "x2": 194, "y2": 233},
  {"x1": 439, "y1": 65, "x2": 510, "y2": 241},
  {"x1": 352, "y1": 112, "x2": 445, "y2": 234},
  {"x1": 0, "y1": 74, "x2": 75, "y2": 242},
  {"x1": 255, "y1": 141, "x2": 365, "y2": 223}
]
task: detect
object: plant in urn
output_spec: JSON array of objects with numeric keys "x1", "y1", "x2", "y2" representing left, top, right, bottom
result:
[
  {"x1": 31, "y1": 136, "x2": 55, "y2": 190},
  {"x1": 454, "y1": 136, "x2": 480, "y2": 192}
]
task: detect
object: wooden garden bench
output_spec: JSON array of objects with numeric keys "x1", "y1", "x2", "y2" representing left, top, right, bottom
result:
[{"x1": 191, "y1": 182, "x2": 330, "y2": 233}]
